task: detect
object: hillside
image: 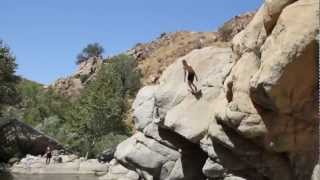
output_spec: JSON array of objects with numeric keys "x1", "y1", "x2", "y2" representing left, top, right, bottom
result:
[
  {"x1": 49, "y1": 57, "x2": 103, "y2": 98},
  {"x1": 49, "y1": 12, "x2": 255, "y2": 97},
  {"x1": 128, "y1": 12, "x2": 255, "y2": 86}
]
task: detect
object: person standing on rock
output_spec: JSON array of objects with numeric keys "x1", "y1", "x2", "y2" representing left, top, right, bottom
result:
[
  {"x1": 45, "y1": 146, "x2": 52, "y2": 164},
  {"x1": 182, "y1": 59, "x2": 198, "y2": 93}
]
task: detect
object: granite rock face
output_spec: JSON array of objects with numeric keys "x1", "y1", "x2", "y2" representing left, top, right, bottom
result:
[
  {"x1": 110, "y1": 0, "x2": 319, "y2": 179},
  {"x1": 49, "y1": 57, "x2": 103, "y2": 98},
  {"x1": 98, "y1": 1, "x2": 320, "y2": 179},
  {"x1": 114, "y1": 131, "x2": 207, "y2": 180}
]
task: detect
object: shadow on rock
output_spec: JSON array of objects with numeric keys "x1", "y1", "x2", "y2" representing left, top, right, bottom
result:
[{"x1": 158, "y1": 126, "x2": 207, "y2": 180}]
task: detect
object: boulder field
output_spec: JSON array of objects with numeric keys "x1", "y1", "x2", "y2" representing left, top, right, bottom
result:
[{"x1": 102, "y1": 0, "x2": 319, "y2": 180}]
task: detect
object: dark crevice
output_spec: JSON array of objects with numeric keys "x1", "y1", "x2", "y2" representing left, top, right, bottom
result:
[
  {"x1": 263, "y1": 0, "x2": 298, "y2": 36},
  {"x1": 226, "y1": 81, "x2": 233, "y2": 103},
  {"x1": 210, "y1": 139, "x2": 269, "y2": 180},
  {"x1": 157, "y1": 126, "x2": 208, "y2": 180},
  {"x1": 249, "y1": 83, "x2": 278, "y2": 113},
  {"x1": 120, "y1": 125, "x2": 208, "y2": 180}
]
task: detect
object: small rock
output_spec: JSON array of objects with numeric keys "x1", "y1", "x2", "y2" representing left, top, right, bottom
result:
[{"x1": 202, "y1": 158, "x2": 225, "y2": 178}]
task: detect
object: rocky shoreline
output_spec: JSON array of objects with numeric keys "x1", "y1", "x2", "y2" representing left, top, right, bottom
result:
[
  {"x1": 10, "y1": 155, "x2": 108, "y2": 176},
  {"x1": 8, "y1": 154, "x2": 143, "y2": 180}
]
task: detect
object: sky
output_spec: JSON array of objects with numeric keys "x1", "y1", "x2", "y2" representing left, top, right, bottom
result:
[{"x1": 1, "y1": 0, "x2": 263, "y2": 85}]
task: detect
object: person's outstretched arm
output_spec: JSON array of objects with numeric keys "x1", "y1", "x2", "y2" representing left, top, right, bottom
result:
[{"x1": 195, "y1": 72, "x2": 199, "y2": 81}]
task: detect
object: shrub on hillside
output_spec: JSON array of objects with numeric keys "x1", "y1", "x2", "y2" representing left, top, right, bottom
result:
[{"x1": 17, "y1": 80, "x2": 71, "y2": 126}]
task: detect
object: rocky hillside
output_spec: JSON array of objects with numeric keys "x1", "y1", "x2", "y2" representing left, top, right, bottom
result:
[
  {"x1": 49, "y1": 57, "x2": 103, "y2": 98},
  {"x1": 128, "y1": 31, "x2": 220, "y2": 85},
  {"x1": 128, "y1": 12, "x2": 255, "y2": 86},
  {"x1": 100, "y1": 0, "x2": 319, "y2": 180},
  {"x1": 49, "y1": 13, "x2": 254, "y2": 98}
]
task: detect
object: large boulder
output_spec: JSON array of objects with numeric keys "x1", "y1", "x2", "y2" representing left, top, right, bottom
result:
[
  {"x1": 132, "y1": 86, "x2": 158, "y2": 130},
  {"x1": 222, "y1": 52, "x2": 266, "y2": 139},
  {"x1": 155, "y1": 47, "x2": 234, "y2": 143},
  {"x1": 232, "y1": 4, "x2": 267, "y2": 56},
  {"x1": 250, "y1": 0, "x2": 318, "y2": 116},
  {"x1": 230, "y1": 0, "x2": 319, "y2": 179},
  {"x1": 115, "y1": 132, "x2": 180, "y2": 176},
  {"x1": 249, "y1": 1, "x2": 318, "y2": 178},
  {"x1": 114, "y1": 129, "x2": 207, "y2": 180},
  {"x1": 0, "y1": 119, "x2": 65, "y2": 162}
]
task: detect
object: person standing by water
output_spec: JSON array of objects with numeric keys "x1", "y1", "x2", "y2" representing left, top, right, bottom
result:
[{"x1": 45, "y1": 146, "x2": 52, "y2": 164}]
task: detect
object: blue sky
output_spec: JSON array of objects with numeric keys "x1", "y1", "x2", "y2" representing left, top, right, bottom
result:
[{"x1": 1, "y1": 0, "x2": 262, "y2": 85}]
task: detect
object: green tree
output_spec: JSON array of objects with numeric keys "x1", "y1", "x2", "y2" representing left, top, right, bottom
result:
[
  {"x1": 68, "y1": 54, "x2": 140, "y2": 156},
  {"x1": 7, "y1": 52, "x2": 141, "y2": 157},
  {"x1": 14, "y1": 79, "x2": 72, "y2": 126},
  {"x1": 76, "y1": 43, "x2": 104, "y2": 64},
  {"x1": 0, "y1": 40, "x2": 20, "y2": 112}
]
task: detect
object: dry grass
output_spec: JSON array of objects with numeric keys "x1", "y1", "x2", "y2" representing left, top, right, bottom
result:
[{"x1": 131, "y1": 31, "x2": 230, "y2": 85}]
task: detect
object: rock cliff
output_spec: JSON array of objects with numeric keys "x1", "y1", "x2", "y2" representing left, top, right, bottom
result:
[
  {"x1": 101, "y1": 0, "x2": 319, "y2": 180},
  {"x1": 49, "y1": 57, "x2": 103, "y2": 98}
]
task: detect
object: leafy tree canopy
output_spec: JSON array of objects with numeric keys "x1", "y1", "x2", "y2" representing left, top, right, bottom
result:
[
  {"x1": 0, "y1": 40, "x2": 20, "y2": 111},
  {"x1": 76, "y1": 42, "x2": 104, "y2": 65}
]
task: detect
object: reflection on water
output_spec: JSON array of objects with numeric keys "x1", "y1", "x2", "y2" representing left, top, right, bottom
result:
[{"x1": 0, "y1": 173, "x2": 100, "y2": 180}]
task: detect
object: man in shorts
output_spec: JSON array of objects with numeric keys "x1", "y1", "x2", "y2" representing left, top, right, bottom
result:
[{"x1": 182, "y1": 59, "x2": 199, "y2": 93}]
